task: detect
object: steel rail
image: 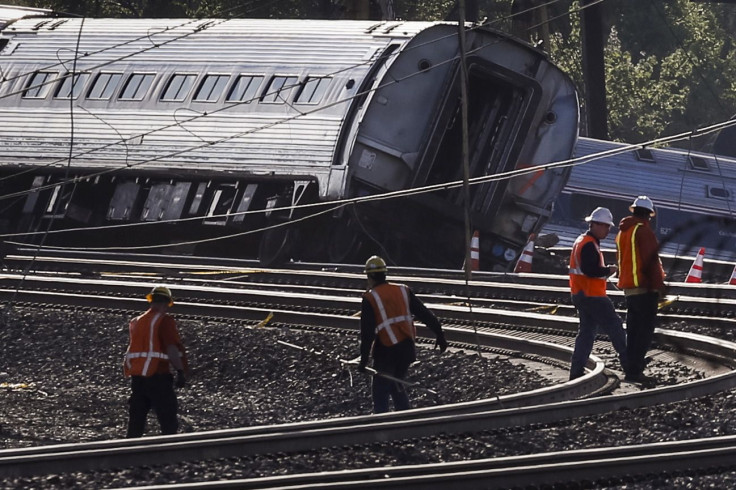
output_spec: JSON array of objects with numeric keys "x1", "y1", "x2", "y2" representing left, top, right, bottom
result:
[
  {"x1": 1, "y1": 274, "x2": 736, "y2": 479},
  {"x1": 116, "y1": 434, "x2": 736, "y2": 489},
  {"x1": 5, "y1": 250, "x2": 735, "y2": 318},
  {"x1": 2, "y1": 328, "x2": 735, "y2": 480}
]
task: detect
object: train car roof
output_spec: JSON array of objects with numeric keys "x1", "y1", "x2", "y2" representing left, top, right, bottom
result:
[
  {"x1": 0, "y1": 5, "x2": 51, "y2": 29},
  {"x1": 567, "y1": 137, "x2": 736, "y2": 217},
  {"x1": 0, "y1": 17, "x2": 443, "y2": 64}
]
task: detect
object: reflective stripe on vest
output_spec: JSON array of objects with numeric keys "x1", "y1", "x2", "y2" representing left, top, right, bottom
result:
[
  {"x1": 630, "y1": 223, "x2": 641, "y2": 287},
  {"x1": 569, "y1": 234, "x2": 607, "y2": 297},
  {"x1": 125, "y1": 312, "x2": 168, "y2": 376},
  {"x1": 367, "y1": 284, "x2": 415, "y2": 346},
  {"x1": 616, "y1": 222, "x2": 643, "y2": 289}
]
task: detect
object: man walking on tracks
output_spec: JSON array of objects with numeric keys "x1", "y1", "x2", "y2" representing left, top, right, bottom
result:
[
  {"x1": 568, "y1": 207, "x2": 630, "y2": 380},
  {"x1": 616, "y1": 196, "x2": 666, "y2": 385},
  {"x1": 358, "y1": 255, "x2": 448, "y2": 413},
  {"x1": 124, "y1": 286, "x2": 188, "y2": 437}
]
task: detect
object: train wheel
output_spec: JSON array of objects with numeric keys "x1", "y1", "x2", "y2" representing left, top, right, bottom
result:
[{"x1": 258, "y1": 226, "x2": 292, "y2": 267}]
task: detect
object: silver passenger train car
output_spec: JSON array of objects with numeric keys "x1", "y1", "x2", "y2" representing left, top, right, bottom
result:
[
  {"x1": 0, "y1": 6, "x2": 578, "y2": 269},
  {"x1": 543, "y1": 137, "x2": 736, "y2": 263}
]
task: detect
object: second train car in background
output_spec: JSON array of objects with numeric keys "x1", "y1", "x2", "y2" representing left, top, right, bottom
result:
[{"x1": 0, "y1": 7, "x2": 578, "y2": 269}]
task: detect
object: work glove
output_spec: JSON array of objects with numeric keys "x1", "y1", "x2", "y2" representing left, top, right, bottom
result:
[
  {"x1": 435, "y1": 332, "x2": 448, "y2": 353},
  {"x1": 357, "y1": 359, "x2": 368, "y2": 373},
  {"x1": 175, "y1": 369, "x2": 186, "y2": 389}
]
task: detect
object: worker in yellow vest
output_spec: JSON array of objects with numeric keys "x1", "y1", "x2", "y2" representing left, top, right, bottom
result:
[
  {"x1": 616, "y1": 196, "x2": 666, "y2": 385},
  {"x1": 358, "y1": 256, "x2": 448, "y2": 413},
  {"x1": 124, "y1": 285, "x2": 188, "y2": 437}
]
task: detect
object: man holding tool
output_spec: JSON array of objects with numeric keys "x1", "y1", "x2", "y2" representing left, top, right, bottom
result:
[{"x1": 358, "y1": 255, "x2": 448, "y2": 413}]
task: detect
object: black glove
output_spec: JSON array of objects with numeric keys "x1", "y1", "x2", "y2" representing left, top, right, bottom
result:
[
  {"x1": 435, "y1": 333, "x2": 448, "y2": 353},
  {"x1": 357, "y1": 359, "x2": 368, "y2": 373},
  {"x1": 175, "y1": 369, "x2": 186, "y2": 388}
]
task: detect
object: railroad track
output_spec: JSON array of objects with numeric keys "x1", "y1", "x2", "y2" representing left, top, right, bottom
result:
[
  {"x1": 4, "y1": 248, "x2": 736, "y2": 320},
  {"x1": 113, "y1": 434, "x2": 736, "y2": 489},
  {"x1": 1, "y1": 266, "x2": 736, "y2": 487}
]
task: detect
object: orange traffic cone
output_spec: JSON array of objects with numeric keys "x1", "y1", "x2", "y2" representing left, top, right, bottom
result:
[
  {"x1": 469, "y1": 230, "x2": 480, "y2": 271},
  {"x1": 728, "y1": 264, "x2": 736, "y2": 286},
  {"x1": 685, "y1": 247, "x2": 705, "y2": 283},
  {"x1": 514, "y1": 234, "x2": 535, "y2": 273}
]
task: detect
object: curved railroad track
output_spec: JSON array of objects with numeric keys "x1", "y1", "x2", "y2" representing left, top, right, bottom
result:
[{"x1": 1, "y1": 251, "x2": 736, "y2": 487}]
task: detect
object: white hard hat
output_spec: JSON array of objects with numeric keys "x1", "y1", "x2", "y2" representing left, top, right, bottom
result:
[
  {"x1": 584, "y1": 207, "x2": 614, "y2": 226},
  {"x1": 629, "y1": 195, "x2": 656, "y2": 216}
]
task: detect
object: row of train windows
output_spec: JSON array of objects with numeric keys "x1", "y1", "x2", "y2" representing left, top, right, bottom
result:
[{"x1": 22, "y1": 71, "x2": 332, "y2": 105}]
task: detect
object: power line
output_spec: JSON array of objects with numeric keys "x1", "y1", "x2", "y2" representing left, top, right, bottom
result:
[
  {"x1": 0, "y1": 5, "x2": 575, "y2": 200},
  {"x1": 4, "y1": 115, "x2": 735, "y2": 250}
]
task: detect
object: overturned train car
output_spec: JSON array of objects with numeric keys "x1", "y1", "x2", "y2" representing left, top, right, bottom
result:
[{"x1": 0, "y1": 9, "x2": 578, "y2": 269}]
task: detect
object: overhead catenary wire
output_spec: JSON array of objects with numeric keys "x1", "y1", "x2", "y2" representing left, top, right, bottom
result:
[
  {"x1": 1, "y1": 115, "x2": 735, "y2": 247},
  {"x1": 0, "y1": 0, "x2": 574, "y2": 189},
  {"x1": 1, "y1": 0, "x2": 733, "y2": 253},
  {"x1": 0, "y1": 0, "x2": 605, "y2": 232},
  {"x1": 0, "y1": 15, "x2": 86, "y2": 326},
  {"x1": 0, "y1": 0, "x2": 678, "y2": 210}
]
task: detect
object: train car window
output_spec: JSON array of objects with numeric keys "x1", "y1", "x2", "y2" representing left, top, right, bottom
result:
[
  {"x1": 707, "y1": 186, "x2": 731, "y2": 200},
  {"x1": 22, "y1": 71, "x2": 57, "y2": 98},
  {"x1": 119, "y1": 73, "x2": 155, "y2": 101},
  {"x1": 226, "y1": 75, "x2": 263, "y2": 103},
  {"x1": 688, "y1": 155, "x2": 710, "y2": 171},
  {"x1": 634, "y1": 148, "x2": 655, "y2": 162},
  {"x1": 194, "y1": 74, "x2": 229, "y2": 102},
  {"x1": 55, "y1": 73, "x2": 90, "y2": 99},
  {"x1": 88, "y1": 73, "x2": 123, "y2": 100},
  {"x1": 295, "y1": 77, "x2": 331, "y2": 104},
  {"x1": 261, "y1": 76, "x2": 298, "y2": 103},
  {"x1": 161, "y1": 74, "x2": 197, "y2": 102}
]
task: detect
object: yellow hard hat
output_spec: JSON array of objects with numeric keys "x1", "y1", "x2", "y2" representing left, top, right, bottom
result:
[
  {"x1": 146, "y1": 286, "x2": 174, "y2": 306},
  {"x1": 364, "y1": 255, "x2": 387, "y2": 274}
]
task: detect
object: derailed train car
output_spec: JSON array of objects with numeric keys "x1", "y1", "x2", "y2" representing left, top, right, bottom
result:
[{"x1": 0, "y1": 6, "x2": 578, "y2": 269}]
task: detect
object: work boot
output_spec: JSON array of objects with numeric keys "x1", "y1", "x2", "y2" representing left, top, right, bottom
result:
[{"x1": 624, "y1": 372, "x2": 656, "y2": 387}]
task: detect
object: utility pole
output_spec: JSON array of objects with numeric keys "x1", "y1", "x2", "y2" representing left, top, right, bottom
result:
[
  {"x1": 344, "y1": 0, "x2": 371, "y2": 19},
  {"x1": 580, "y1": 0, "x2": 608, "y2": 139}
]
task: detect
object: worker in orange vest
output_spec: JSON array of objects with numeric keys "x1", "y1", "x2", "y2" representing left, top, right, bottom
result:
[
  {"x1": 358, "y1": 256, "x2": 448, "y2": 413},
  {"x1": 124, "y1": 286, "x2": 188, "y2": 437},
  {"x1": 568, "y1": 207, "x2": 629, "y2": 380},
  {"x1": 616, "y1": 196, "x2": 666, "y2": 385}
]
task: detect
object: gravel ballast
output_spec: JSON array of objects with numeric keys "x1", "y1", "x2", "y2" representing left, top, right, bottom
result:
[{"x1": 1, "y1": 305, "x2": 736, "y2": 488}]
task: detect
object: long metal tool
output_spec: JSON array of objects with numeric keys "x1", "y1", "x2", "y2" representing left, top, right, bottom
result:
[{"x1": 276, "y1": 340, "x2": 438, "y2": 395}]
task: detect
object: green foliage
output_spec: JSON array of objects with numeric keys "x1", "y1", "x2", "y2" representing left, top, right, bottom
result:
[{"x1": 549, "y1": 0, "x2": 736, "y2": 145}]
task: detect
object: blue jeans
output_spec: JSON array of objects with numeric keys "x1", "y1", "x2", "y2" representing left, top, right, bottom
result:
[{"x1": 570, "y1": 293, "x2": 628, "y2": 378}]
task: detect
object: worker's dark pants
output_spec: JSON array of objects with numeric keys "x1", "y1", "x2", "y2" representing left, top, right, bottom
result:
[
  {"x1": 625, "y1": 292, "x2": 659, "y2": 376},
  {"x1": 371, "y1": 340, "x2": 415, "y2": 414},
  {"x1": 126, "y1": 373, "x2": 178, "y2": 438}
]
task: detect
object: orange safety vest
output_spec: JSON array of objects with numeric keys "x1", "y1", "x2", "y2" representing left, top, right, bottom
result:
[
  {"x1": 123, "y1": 310, "x2": 168, "y2": 377},
  {"x1": 616, "y1": 221, "x2": 664, "y2": 290},
  {"x1": 569, "y1": 234, "x2": 607, "y2": 297},
  {"x1": 364, "y1": 283, "x2": 416, "y2": 346}
]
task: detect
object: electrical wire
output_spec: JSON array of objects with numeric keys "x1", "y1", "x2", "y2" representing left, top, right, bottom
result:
[
  {"x1": 5, "y1": 0, "x2": 720, "y2": 251},
  {"x1": 3, "y1": 116, "x2": 736, "y2": 252},
  {"x1": 1, "y1": 15, "x2": 86, "y2": 326},
  {"x1": 0, "y1": 0, "x2": 584, "y2": 203}
]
